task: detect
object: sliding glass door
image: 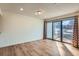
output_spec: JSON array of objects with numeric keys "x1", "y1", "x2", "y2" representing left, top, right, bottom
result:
[
  {"x1": 45, "y1": 17, "x2": 74, "y2": 44},
  {"x1": 53, "y1": 22, "x2": 61, "y2": 41},
  {"x1": 46, "y1": 22, "x2": 52, "y2": 39},
  {"x1": 62, "y1": 19, "x2": 74, "y2": 43}
]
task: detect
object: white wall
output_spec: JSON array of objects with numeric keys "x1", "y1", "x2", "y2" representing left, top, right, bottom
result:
[{"x1": 0, "y1": 13, "x2": 43, "y2": 48}]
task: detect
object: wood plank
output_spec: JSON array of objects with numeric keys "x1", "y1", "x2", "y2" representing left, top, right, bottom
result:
[{"x1": 0, "y1": 39, "x2": 78, "y2": 56}]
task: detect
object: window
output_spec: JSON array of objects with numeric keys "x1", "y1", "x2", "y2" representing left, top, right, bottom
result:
[
  {"x1": 53, "y1": 22, "x2": 61, "y2": 41},
  {"x1": 45, "y1": 17, "x2": 75, "y2": 44},
  {"x1": 46, "y1": 22, "x2": 52, "y2": 39},
  {"x1": 62, "y1": 18, "x2": 74, "y2": 43}
]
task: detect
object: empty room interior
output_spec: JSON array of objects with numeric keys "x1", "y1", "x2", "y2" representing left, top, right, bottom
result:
[{"x1": 0, "y1": 3, "x2": 79, "y2": 56}]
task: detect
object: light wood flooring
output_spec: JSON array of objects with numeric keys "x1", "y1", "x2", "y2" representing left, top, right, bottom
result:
[{"x1": 0, "y1": 39, "x2": 79, "y2": 56}]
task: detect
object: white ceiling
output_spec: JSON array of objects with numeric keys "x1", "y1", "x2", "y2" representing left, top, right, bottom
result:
[{"x1": 0, "y1": 3, "x2": 79, "y2": 19}]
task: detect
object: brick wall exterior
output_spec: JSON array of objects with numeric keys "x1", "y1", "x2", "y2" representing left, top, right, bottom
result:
[
  {"x1": 72, "y1": 16, "x2": 79, "y2": 48},
  {"x1": 78, "y1": 16, "x2": 79, "y2": 47}
]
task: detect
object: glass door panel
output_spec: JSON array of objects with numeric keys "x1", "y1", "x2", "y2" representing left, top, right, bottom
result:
[
  {"x1": 46, "y1": 22, "x2": 52, "y2": 39},
  {"x1": 53, "y1": 22, "x2": 61, "y2": 41},
  {"x1": 62, "y1": 19, "x2": 74, "y2": 43}
]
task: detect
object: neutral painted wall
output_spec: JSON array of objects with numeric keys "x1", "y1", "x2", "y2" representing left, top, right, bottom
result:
[
  {"x1": 0, "y1": 15, "x2": 1, "y2": 32},
  {"x1": 0, "y1": 13, "x2": 43, "y2": 48}
]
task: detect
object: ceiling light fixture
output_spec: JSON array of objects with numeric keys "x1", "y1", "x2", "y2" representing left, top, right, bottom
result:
[
  {"x1": 45, "y1": 16, "x2": 47, "y2": 18},
  {"x1": 35, "y1": 9, "x2": 44, "y2": 15},
  {"x1": 20, "y1": 8, "x2": 24, "y2": 11},
  {"x1": 35, "y1": 10, "x2": 42, "y2": 15}
]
